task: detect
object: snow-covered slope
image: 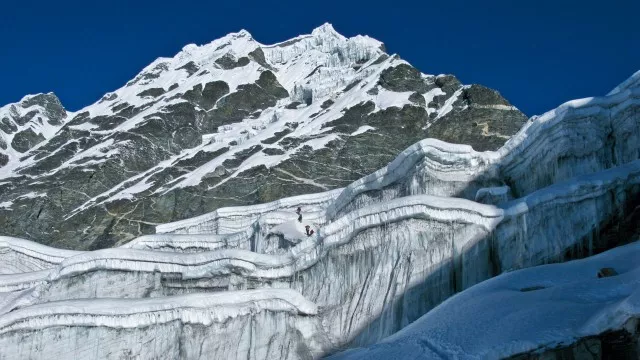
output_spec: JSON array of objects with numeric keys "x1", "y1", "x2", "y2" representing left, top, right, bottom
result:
[
  {"x1": 0, "y1": 23, "x2": 527, "y2": 249},
  {"x1": 330, "y1": 240, "x2": 640, "y2": 360}
]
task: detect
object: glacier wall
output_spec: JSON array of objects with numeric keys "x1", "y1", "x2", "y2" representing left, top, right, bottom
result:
[
  {"x1": 0, "y1": 290, "x2": 328, "y2": 360},
  {"x1": 0, "y1": 237, "x2": 82, "y2": 274},
  {"x1": 329, "y1": 240, "x2": 640, "y2": 360},
  {"x1": 3, "y1": 158, "x2": 639, "y2": 352},
  {"x1": 120, "y1": 229, "x2": 255, "y2": 252},
  {"x1": 156, "y1": 188, "x2": 341, "y2": 235}
]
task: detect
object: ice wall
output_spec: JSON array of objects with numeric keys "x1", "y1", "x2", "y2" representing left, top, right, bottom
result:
[
  {"x1": 0, "y1": 290, "x2": 328, "y2": 360},
  {"x1": 0, "y1": 237, "x2": 82, "y2": 274},
  {"x1": 329, "y1": 241, "x2": 640, "y2": 360},
  {"x1": 156, "y1": 188, "x2": 341, "y2": 235}
]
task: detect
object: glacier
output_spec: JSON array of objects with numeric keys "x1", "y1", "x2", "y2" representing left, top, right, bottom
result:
[
  {"x1": 330, "y1": 240, "x2": 640, "y2": 359},
  {"x1": 0, "y1": 26, "x2": 639, "y2": 359}
]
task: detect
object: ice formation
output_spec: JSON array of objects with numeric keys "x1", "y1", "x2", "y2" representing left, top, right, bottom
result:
[{"x1": 330, "y1": 241, "x2": 640, "y2": 359}]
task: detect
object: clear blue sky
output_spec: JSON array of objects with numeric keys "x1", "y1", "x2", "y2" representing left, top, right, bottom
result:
[{"x1": 1, "y1": 0, "x2": 637, "y2": 116}]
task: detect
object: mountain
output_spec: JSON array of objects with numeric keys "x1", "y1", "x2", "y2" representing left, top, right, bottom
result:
[
  {"x1": 0, "y1": 23, "x2": 527, "y2": 250},
  {"x1": 0, "y1": 68, "x2": 638, "y2": 359}
]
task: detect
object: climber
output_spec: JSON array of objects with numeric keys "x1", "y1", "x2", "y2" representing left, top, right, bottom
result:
[
  {"x1": 305, "y1": 225, "x2": 314, "y2": 237},
  {"x1": 296, "y1": 207, "x2": 302, "y2": 222}
]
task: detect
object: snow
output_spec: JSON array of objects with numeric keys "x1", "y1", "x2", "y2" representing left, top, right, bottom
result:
[
  {"x1": 330, "y1": 241, "x2": 640, "y2": 360},
  {"x1": 0, "y1": 289, "x2": 327, "y2": 360},
  {"x1": 0, "y1": 201, "x2": 13, "y2": 210},
  {"x1": 0, "y1": 24, "x2": 639, "y2": 360},
  {"x1": 608, "y1": 69, "x2": 640, "y2": 96},
  {"x1": 0, "y1": 270, "x2": 50, "y2": 293},
  {"x1": 373, "y1": 88, "x2": 414, "y2": 111},
  {"x1": 350, "y1": 125, "x2": 375, "y2": 136},
  {"x1": 270, "y1": 219, "x2": 315, "y2": 242}
]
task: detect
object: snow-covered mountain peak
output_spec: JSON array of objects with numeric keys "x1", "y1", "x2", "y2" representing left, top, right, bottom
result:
[
  {"x1": 310, "y1": 22, "x2": 345, "y2": 39},
  {"x1": 0, "y1": 24, "x2": 529, "y2": 250}
]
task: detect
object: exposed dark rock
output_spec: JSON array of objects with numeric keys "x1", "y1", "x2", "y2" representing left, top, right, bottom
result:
[
  {"x1": 286, "y1": 102, "x2": 302, "y2": 109},
  {"x1": 215, "y1": 54, "x2": 250, "y2": 69},
  {"x1": 263, "y1": 147, "x2": 285, "y2": 156},
  {"x1": 176, "y1": 61, "x2": 199, "y2": 76},
  {"x1": 137, "y1": 88, "x2": 166, "y2": 98},
  {"x1": 435, "y1": 74, "x2": 463, "y2": 95},
  {"x1": 11, "y1": 128, "x2": 46, "y2": 153},
  {"x1": 427, "y1": 85, "x2": 527, "y2": 151},
  {"x1": 597, "y1": 267, "x2": 619, "y2": 278},
  {"x1": 379, "y1": 64, "x2": 428, "y2": 93},
  {"x1": 127, "y1": 63, "x2": 169, "y2": 86},
  {"x1": 247, "y1": 48, "x2": 274, "y2": 71},
  {"x1": 408, "y1": 92, "x2": 426, "y2": 107},
  {"x1": 262, "y1": 129, "x2": 292, "y2": 145},
  {"x1": 183, "y1": 81, "x2": 230, "y2": 111},
  {"x1": 321, "y1": 99, "x2": 335, "y2": 109},
  {"x1": 343, "y1": 80, "x2": 361, "y2": 92},
  {"x1": 0, "y1": 117, "x2": 17, "y2": 134}
]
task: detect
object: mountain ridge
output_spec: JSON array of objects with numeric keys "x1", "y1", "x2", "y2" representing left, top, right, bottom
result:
[{"x1": 0, "y1": 23, "x2": 527, "y2": 249}]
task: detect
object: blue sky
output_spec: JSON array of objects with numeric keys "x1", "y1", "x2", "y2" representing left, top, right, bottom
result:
[{"x1": 1, "y1": 0, "x2": 637, "y2": 116}]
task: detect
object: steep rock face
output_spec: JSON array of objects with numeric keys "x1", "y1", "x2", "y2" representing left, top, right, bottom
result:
[{"x1": 0, "y1": 24, "x2": 526, "y2": 249}]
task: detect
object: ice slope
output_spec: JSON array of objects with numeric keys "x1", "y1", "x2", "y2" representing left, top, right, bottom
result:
[
  {"x1": 330, "y1": 241, "x2": 640, "y2": 360},
  {"x1": 120, "y1": 229, "x2": 255, "y2": 252},
  {"x1": 4, "y1": 159, "x2": 639, "y2": 346}
]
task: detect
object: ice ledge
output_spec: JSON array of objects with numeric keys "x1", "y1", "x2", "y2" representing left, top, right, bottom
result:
[{"x1": 0, "y1": 289, "x2": 316, "y2": 334}]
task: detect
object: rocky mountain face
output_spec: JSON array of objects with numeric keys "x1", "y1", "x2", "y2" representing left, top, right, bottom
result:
[{"x1": 0, "y1": 23, "x2": 526, "y2": 249}]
